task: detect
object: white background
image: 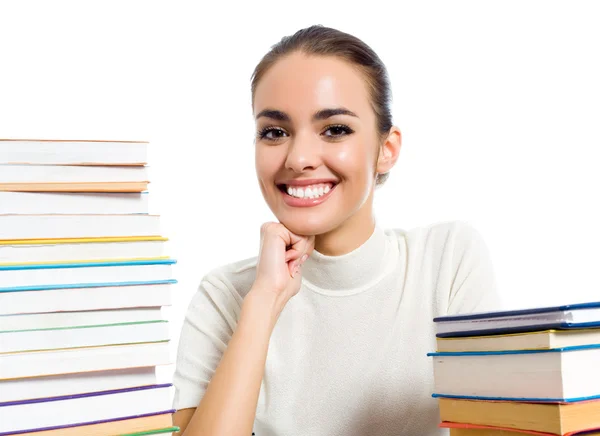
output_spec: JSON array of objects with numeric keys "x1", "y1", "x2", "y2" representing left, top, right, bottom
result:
[{"x1": 1, "y1": 1, "x2": 599, "y2": 377}]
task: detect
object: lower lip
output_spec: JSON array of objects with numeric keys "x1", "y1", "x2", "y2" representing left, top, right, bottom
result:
[{"x1": 280, "y1": 185, "x2": 337, "y2": 207}]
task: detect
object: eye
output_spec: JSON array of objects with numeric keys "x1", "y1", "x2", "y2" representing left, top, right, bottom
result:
[
  {"x1": 322, "y1": 124, "x2": 354, "y2": 138},
  {"x1": 257, "y1": 126, "x2": 288, "y2": 141}
]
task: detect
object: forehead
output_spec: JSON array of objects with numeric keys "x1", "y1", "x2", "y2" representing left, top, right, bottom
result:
[{"x1": 253, "y1": 52, "x2": 372, "y2": 119}]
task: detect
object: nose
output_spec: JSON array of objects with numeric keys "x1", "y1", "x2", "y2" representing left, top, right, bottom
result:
[{"x1": 284, "y1": 133, "x2": 321, "y2": 173}]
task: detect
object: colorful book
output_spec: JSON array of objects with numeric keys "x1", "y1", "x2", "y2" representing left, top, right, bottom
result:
[
  {"x1": 0, "y1": 164, "x2": 149, "y2": 192},
  {"x1": 0, "y1": 384, "x2": 172, "y2": 435},
  {"x1": 0, "y1": 308, "x2": 163, "y2": 330},
  {"x1": 0, "y1": 282, "x2": 174, "y2": 315},
  {"x1": 0, "y1": 414, "x2": 176, "y2": 436},
  {"x1": 0, "y1": 236, "x2": 167, "y2": 264},
  {"x1": 0, "y1": 214, "x2": 161, "y2": 240},
  {"x1": 438, "y1": 397, "x2": 600, "y2": 435},
  {"x1": 0, "y1": 367, "x2": 158, "y2": 403},
  {"x1": 0, "y1": 139, "x2": 148, "y2": 165},
  {"x1": 429, "y1": 345, "x2": 600, "y2": 402},
  {"x1": 440, "y1": 421, "x2": 600, "y2": 435},
  {"x1": 1, "y1": 320, "x2": 169, "y2": 353},
  {"x1": 0, "y1": 191, "x2": 149, "y2": 214},
  {"x1": 0, "y1": 259, "x2": 175, "y2": 291},
  {"x1": 436, "y1": 329, "x2": 600, "y2": 352},
  {"x1": 0, "y1": 341, "x2": 170, "y2": 379},
  {"x1": 434, "y1": 302, "x2": 600, "y2": 337}
]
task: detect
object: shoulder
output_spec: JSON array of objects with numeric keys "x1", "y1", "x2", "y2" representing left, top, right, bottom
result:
[
  {"x1": 385, "y1": 219, "x2": 487, "y2": 258},
  {"x1": 389, "y1": 220, "x2": 500, "y2": 315},
  {"x1": 193, "y1": 254, "x2": 259, "y2": 304}
]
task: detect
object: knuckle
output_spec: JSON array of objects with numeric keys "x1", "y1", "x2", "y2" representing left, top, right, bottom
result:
[{"x1": 260, "y1": 222, "x2": 273, "y2": 234}]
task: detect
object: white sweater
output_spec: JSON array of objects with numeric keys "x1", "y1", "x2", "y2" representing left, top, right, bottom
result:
[{"x1": 172, "y1": 220, "x2": 502, "y2": 435}]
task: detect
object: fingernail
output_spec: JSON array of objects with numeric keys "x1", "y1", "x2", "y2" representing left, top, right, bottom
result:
[{"x1": 301, "y1": 254, "x2": 308, "y2": 263}]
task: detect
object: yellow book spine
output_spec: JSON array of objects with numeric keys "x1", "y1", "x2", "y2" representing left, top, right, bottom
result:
[
  {"x1": 0, "y1": 256, "x2": 171, "y2": 266},
  {"x1": 0, "y1": 236, "x2": 168, "y2": 245}
]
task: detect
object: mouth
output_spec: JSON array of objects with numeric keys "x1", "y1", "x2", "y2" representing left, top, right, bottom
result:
[{"x1": 276, "y1": 180, "x2": 338, "y2": 207}]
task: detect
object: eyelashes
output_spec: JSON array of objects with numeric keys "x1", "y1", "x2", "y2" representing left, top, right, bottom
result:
[{"x1": 256, "y1": 124, "x2": 355, "y2": 142}]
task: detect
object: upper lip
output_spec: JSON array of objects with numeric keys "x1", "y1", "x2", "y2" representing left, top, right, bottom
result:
[{"x1": 276, "y1": 178, "x2": 339, "y2": 187}]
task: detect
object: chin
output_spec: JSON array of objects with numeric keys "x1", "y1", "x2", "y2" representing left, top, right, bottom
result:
[{"x1": 276, "y1": 212, "x2": 341, "y2": 237}]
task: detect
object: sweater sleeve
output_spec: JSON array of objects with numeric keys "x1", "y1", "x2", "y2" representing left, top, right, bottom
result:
[
  {"x1": 446, "y1": 221, "x2": 503, "y2": 315},
  {"x1": 172, "y1": 273, "x2": 242, "y2": 410}
]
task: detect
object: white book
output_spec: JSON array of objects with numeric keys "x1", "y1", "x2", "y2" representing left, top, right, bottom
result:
[
  {"x1": 0, "y1": 341, "x2": 171, "y2": 379},
  {"x1": 0, "y1": 308, "x2": 163, "y2": 330},
  {"x1": 0, "y1": 282, "x2": 173, "y2": 315},
  {"x1": 429, "y1": 346, "x2": 600, "y2": 401},
  {"x1": 0, "y1": 164, "x2": 148, "y2": 183},
  {"x1": 0, "y1": 367, "x2": 159, "y2": 403},
  {"x1": 1, "y1": 320, "x2": 169, "y2": 353},
  {"x1": 0, "y1": 384, "x2": 172, "y2": 434},
  {"x1": 0, "y1": 238, "x2": 166, "y2": 264},
  {"x1": 0, "y1": 259, "x2": 174, "y2": 290},
  {"x1": 0, "y1": 214, "x2": 161, "y2": 240},
  {"x1": 0, "y1": 139, "x2": 147, "y2": 165},
  {"x1": 0, "y1": 191, "x2": 149, "y2": 214}
]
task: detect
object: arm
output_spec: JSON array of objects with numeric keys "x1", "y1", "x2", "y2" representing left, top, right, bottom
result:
[
  {"x1": 172, "y1": 222, "x2": 314, "y2": 435},
  {"x1": 174, "y1": 288, "x2": 283, "y2": 435}
]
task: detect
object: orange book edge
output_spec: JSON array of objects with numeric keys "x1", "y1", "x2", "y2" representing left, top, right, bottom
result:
[
  {"x1": 441, "y1": 421, "x2": 600, "y2": 435},
  {"x1": 0, "y1": 236, "x2": 167, "y2": 245}
]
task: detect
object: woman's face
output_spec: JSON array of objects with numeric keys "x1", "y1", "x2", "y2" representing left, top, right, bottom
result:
[{"x1": 253, "y1": 52, "x2": 387, "y2": 236}]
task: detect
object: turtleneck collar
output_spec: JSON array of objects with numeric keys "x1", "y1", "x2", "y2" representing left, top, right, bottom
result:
[{"x1": 301, "y1": 224, "x2": 397, "y2": 296}]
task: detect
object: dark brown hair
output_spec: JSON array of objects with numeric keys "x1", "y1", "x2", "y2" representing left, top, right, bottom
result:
[{"x1": 250, "y1": 25, "x2": 394, "y2": 186}]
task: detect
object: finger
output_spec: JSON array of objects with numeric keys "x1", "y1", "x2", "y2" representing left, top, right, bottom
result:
[
  {"x1": 288, "y1": 258, "x2": 302, "y2": 278},
  {"x1": 293, "y1": 237, "x2": 314, "y2": 261},
  {"x1": 285, "y1": 248, "x2": 303, "y2": 263}
]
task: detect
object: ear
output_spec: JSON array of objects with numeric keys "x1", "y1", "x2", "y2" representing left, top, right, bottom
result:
[{"x1": 376, "y1": 126, "x2": 401, "y2": 175}]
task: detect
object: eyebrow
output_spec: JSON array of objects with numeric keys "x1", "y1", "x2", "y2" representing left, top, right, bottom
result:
[{"x1": 255, "y1": 107, "x2": 359, "y2": 122}]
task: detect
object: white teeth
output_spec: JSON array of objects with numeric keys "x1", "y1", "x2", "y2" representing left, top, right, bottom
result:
[{"x1": 285, "y1": 183, "x2": 334, "y2": 199}]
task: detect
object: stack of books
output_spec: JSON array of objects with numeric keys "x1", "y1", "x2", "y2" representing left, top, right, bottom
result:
[
  {"x1": 0, "y1": 139, "x2": 179, "y2": 435},
  {"x1": 428, "y1": 302, "x2": 600, "y2": 436}
]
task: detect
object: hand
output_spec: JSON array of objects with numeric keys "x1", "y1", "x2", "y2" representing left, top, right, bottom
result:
[{"x1": 252, "y1": 221, "x2": 315, "y2": 305}]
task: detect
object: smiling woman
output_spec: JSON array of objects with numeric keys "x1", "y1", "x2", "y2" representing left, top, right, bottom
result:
[{"x1": 171, "y1": 25, "x2": 501, "y2": 436}]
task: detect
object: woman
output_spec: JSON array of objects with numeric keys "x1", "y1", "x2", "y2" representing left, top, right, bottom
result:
[{"x1": 172, "y1": 25, "x2": 501, "y2": 435}]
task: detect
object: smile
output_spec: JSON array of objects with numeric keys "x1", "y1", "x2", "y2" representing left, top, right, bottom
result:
[{"x1": 277, "y1": 181, "x2": 337, "y2": 207}]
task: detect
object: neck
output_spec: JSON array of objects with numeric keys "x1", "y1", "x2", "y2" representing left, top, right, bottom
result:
[{"x1": 314, "y1": 194, "x2": 375, "y2": 256}]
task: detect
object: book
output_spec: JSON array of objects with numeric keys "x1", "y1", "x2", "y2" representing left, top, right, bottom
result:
[
  {"x1": 438, "y1": 397, "x2": 600, "y2": 435},
  {"x1": 0, "y1": 191, "x2": 149, "y2": 214},
  {"x1": 0, "y1": 259, "x2": 175, "y2": 291},
  {"x1": 0, "y1": 214, "x2": 161, "y2": 240},
  {"x1": 0, "y1": 307, "x2": 163, "y2": 330},
  {"x1": 0, "y1": 413, "x2": 175, "y2": 436},
  {"x1": 441, "y1": 421, "x2": 600, "y2": 435},
  {"x1": 1, "y1": 320, "x2": 169, "y2": 353},
  {"x1": 0, "y1": 367, "x2": 158, "y2": 403},
  {"x1": 436, "y1": 329, "x2": 600, "y2": 352},
  {"x1": 0, "y1": 384, "x2": 172, "y2": 434},
  {"x1": 429, "y1": 345, "x2": 600, "y2": 402},
  {"x1": 433, "y1": 302, "x2": 600, "y2": 338},
  {"x1": 0, "y1": 282, "x2": 174, "y2": 315},
  {"x1": 0, "y1": 341, "x2": 171, "y2": 379},
  {"x1": 0, "y1": 164, "x2": 149, "y2": 192},
  {"x1": 0, "y1": 236, "x2": 167, "y2": 264},
  {"x1": 0, "y1": 139, "x2": 148, "y2": 165}
]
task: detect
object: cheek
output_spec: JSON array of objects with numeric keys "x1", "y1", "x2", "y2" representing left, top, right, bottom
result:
[
  {"x1": 325, "y1": 140, "x2": 375, "y2": 182},
  {"x1": 255, "y1": 148, "x2": 280, "y2": 181}
]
